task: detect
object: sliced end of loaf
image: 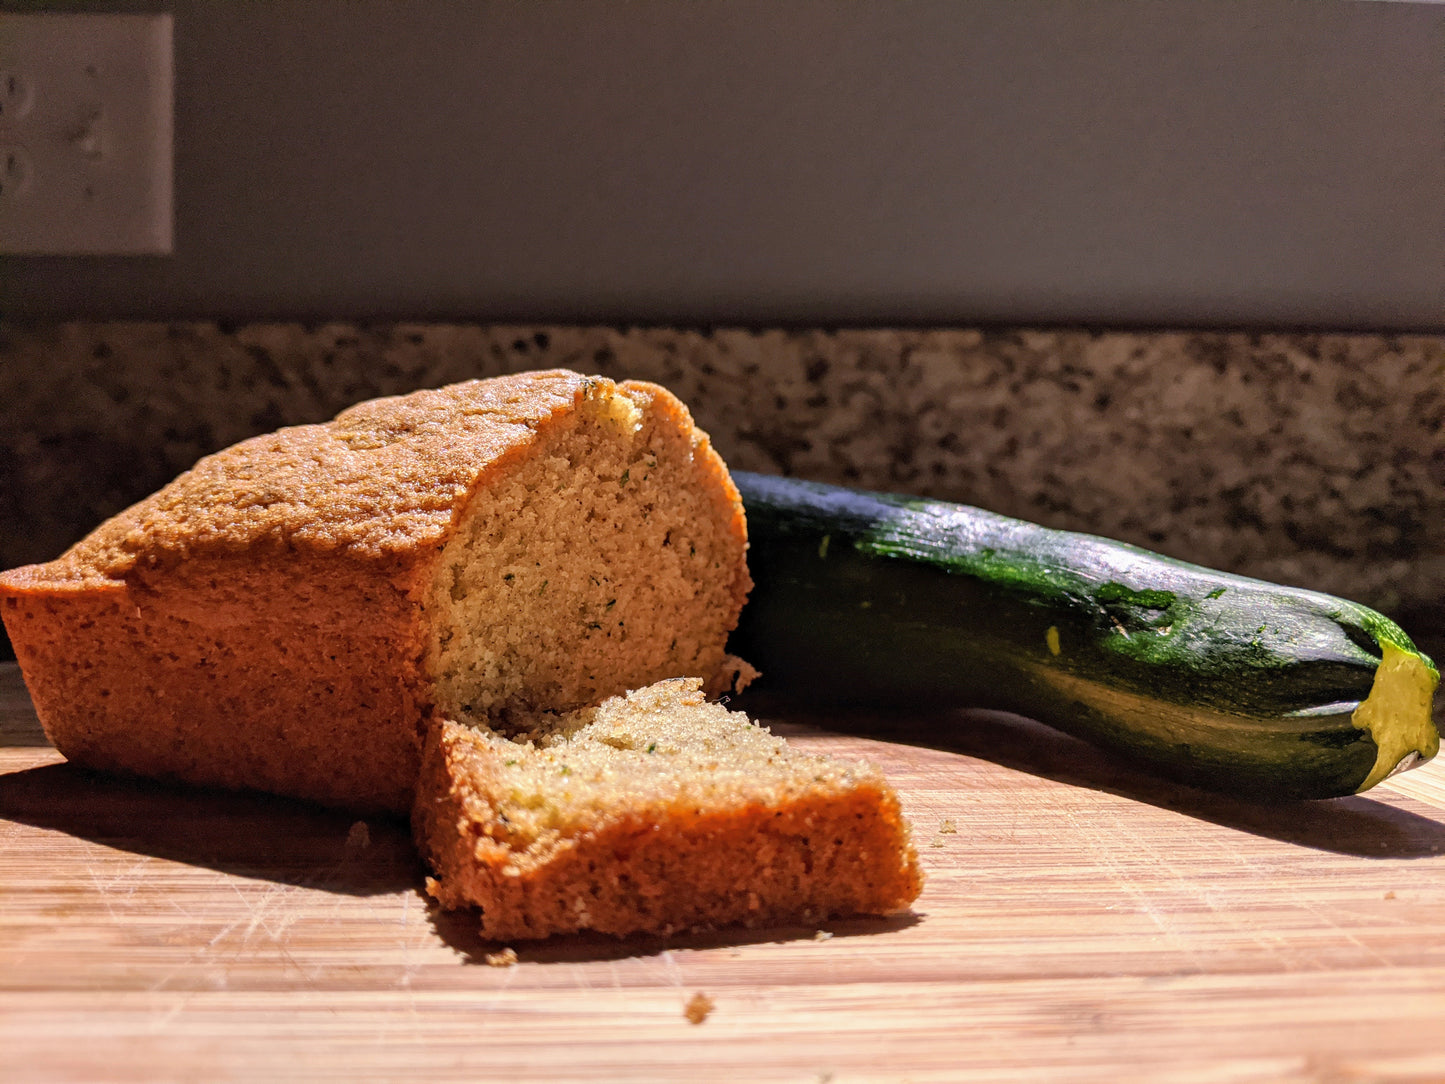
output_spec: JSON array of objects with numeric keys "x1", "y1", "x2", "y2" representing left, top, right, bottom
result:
[
  {"x1": 422, "y1": 378, "x2": 751, "y2": 723},
  {"x1": 413, "y1": 677, "x2": 923, "y2": 940}
]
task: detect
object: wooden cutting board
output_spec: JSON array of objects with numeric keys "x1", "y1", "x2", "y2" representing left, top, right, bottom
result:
[{"x1": 4, "y1": 661, "x2": 1445, "y2": 1083}]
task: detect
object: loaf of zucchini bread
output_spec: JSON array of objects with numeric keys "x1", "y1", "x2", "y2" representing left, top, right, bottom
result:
[
  {"x1": 0, "y1": 371, "x2": 753, "y2": 812},
  {"x1": 1, "y1": 370, "x2": 922, "y2": 936}
]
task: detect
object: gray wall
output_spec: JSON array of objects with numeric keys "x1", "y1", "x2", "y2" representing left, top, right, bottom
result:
[{"x1": 3, "y1": 0, "x2": 1443, "y2": 329}]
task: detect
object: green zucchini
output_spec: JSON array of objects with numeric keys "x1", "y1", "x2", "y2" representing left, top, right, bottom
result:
[{"x1": 729, "y1": 471, "x2": 1440, "y2": 799}]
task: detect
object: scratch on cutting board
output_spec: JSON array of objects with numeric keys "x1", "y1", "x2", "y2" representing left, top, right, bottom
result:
[
  {"x1": 211, "y1": 881, "x2": 296, "y2": 947},
  {"x1": 148, "y1": 993, "x2": 196, "y2": 1033},
  {"x1": 396, "y1": 888, "x2": 423, "y2": 989},
  {"x1": 148, "y1": 877, "x2": 375, "y2": 1001},
  {"x1": 1184, "y1": 834, "x2": 1317, "y2": 971},
  {"x1": 1086, "y1": 803, "x2": 1401, "y2": 974},
  {"x1": 373, "y1": 893, "x2": 424, "y2": 1041},
  {"x1": 193, "y1": 881, "x2": 315, "y2": 986},
  {"x1": 84, "y1": 864, "x2": 120, "y2": 922},
  {"x1": 1291, "y1": 895, "x2": 1395, "y2": 969},
  {"x1": 1186, "y1": 828, "x2": 1404, "y2": 971},
  {"x1": 570, "y1": 957, "x2": 597, "y2": 992},
  {"x1": 1060, "y1": 803, "x2": 1205, "y2": 969},
  {"x1": 470, "y1": 951, "x2": 523, "y2": 1023},
  {"x1": 659, "y1": 948, "x2": 685, "y2": 992},
  {"x1": 84, "y1": 854, "x2": 155, "y2": 920}
]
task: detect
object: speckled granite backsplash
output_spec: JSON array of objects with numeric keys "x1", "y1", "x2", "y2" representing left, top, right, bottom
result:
[{"x1": 3, "y1": 322, "x2": 1443, "y2": 658}]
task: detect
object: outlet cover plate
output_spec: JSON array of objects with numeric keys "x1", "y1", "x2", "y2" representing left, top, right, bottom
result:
[{"x1": 0, "y1": 13, "x2": 173, "y2": 255}]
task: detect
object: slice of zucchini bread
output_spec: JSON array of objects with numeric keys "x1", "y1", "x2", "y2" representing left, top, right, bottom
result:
[{"x1": 415, "y1": 678, "x2": 923, "y2": 940}]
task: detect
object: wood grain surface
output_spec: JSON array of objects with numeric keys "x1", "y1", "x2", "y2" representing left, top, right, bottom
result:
[{"x1": 4, "y1": 661, "x2": 1445, "y2": 1083}]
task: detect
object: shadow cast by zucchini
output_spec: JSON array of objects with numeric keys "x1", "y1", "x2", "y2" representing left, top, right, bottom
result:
[{"x1": 741, "y1": 692, "x2": 1445, "y2": 861}]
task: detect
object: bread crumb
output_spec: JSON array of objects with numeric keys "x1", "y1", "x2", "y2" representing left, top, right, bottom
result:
[
  {"x1": 813, "y1": 930, "x2": 833, "y2": 941},
  {"x1": 939, "y1": 818, "x2": 957, "y2": 834},
  {"x1": 484, "y1": 947, "x2": 519, "y2": 967},
  {"x1": 1384, "y1": 890, "x2": 1397, "y2": 900},
  {"x1": 346, "y1": 820, "x2": 371, "y2": 850},
  {"x1": 684, "y1": 992, "x2": 715, "y2": 1024}
]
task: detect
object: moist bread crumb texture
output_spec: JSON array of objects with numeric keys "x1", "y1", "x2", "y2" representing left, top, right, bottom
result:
[
  {"x1": 425, "y1": 382, "x2": 744, "y2": 721},
  {"x1": 415, "y1": 678, "x2": 923, "y2": 940}
]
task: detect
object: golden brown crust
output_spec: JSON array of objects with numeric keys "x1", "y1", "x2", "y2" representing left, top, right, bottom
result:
[
  {"x1": 2, "y1": 370, "x2": 586, "y2": 588},
  {"x1": 3, "y1": 552, "x2": 428, "y2": 811},
  {"x1": 0, "y1": 372, "x2": 749, "y2": 813}
]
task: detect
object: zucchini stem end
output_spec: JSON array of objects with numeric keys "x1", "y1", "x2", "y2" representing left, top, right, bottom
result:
[{"x1": 1351, "y1": 641, "x2": 1441, "y2": 793}]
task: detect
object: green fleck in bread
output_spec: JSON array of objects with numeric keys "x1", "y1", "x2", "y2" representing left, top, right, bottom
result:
[
  {"x1": 0, "y1": 372, "x2": 752, "y2": 812},
  {"x1": 415, "y1": 677, "x2": 922, "y2": 940}
]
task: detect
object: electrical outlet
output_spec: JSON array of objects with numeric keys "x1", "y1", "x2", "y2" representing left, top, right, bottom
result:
[{"x1": 0, "y1": 13, "x2": 173, "y2": 255}]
